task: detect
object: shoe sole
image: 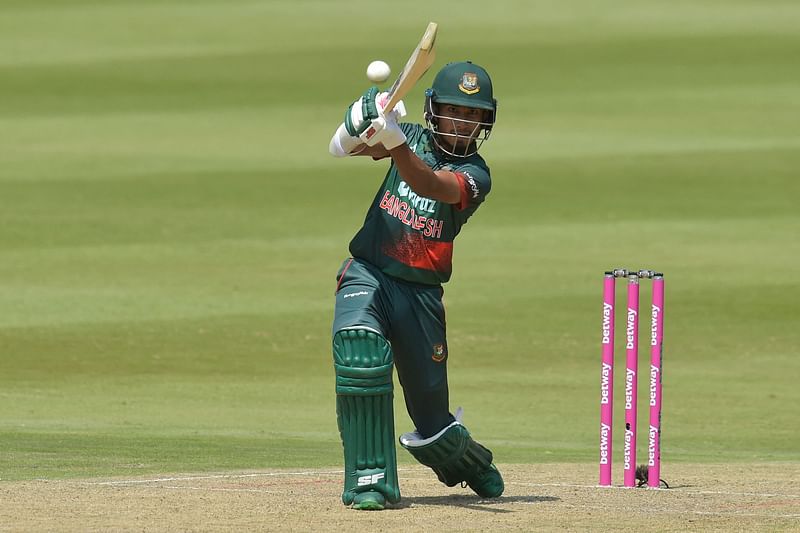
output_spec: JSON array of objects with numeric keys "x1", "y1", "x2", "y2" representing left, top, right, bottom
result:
[
  {"x1": 352, "y1": 491, "x2": 386, "y2": 511},
  {"x1": 352, "y1": 499, "x2": 385, "y2": 511}
]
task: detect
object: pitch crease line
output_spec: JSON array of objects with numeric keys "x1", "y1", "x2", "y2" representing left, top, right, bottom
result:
[
  {"x1": 160, "y1": 485, "x2": 278, "y2": 494},
  {"x1": 82, "y1": 470, "x2": 343, "y2": 485},
  {"x1": 78, "y1": 467, "x2": 428, "y2": 486}
]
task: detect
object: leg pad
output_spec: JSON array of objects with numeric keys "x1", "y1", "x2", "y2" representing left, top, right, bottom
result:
[{"x1": 334, "y1": 329, "x2": 400, "y2": 506}]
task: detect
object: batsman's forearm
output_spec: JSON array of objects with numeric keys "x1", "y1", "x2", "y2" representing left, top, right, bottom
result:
[
  {"x1": 388, "y1": 145, "x2": 460, "y2": 203},
  {"x1": 388, "y1": 145, "x2": 439, "y2": 197}
]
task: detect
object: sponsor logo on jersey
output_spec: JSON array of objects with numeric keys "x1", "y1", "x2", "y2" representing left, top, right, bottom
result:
[
  {"x1": 397, "y1": 181, "x2": 436, "y2": 213},
  {"x1": 379, "y1": 191, "x2": 444, "y2": 238},
  {"x1": 459, "y1": 72, "x2": 480, "y2": 95},
  {"x1": 432, "y1": 343, "x2": 446, "y2": 362},
  {"x1": 463, "y1": 172, "x2": 480, "y2": 199},
  {"x1": 343, "y1": 290, "x2": 369, "y2": 299}
]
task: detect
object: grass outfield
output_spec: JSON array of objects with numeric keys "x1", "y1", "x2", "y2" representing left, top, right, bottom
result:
[{"x1": 1, "y1": 0, "x2": 799, "y2": 494}]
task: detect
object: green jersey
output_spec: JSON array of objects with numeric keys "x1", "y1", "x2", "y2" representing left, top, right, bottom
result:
[{"x1": 349, "y1": 123, "x2": 492, "y2": 285}]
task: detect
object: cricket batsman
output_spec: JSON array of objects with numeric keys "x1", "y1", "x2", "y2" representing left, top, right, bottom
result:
[{"x1": 328, "y1": 61, "x2": 503, "y2": 510}]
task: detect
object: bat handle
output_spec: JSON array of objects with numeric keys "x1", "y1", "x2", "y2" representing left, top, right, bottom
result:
[{"x1": 378, "y1": 92, "x2": 394, "y2": 114}]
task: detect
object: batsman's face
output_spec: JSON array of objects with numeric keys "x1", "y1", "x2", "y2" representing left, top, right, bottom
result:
[{"x1": 434, "y1": 104, "x2": 489, "y2": 151}]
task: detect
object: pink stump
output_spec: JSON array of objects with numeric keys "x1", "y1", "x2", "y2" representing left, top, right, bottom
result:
[
  {"x1": 599, "y1": 273, "x2": 615, "y2": 486},
  {"x1": 623, "y1": 274, "x2": 639, "y2": 487},
  {"x1": 647, "y1": 276, "x2": 665, "y2": 487}
]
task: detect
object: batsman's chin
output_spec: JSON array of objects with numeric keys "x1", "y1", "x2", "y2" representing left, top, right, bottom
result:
[
  {"x1": 438, "y1": 137, "x2": 467, "y2": 151},
  {"x1": 450, "y1": 140, "x2": 477, "y2": 154}
]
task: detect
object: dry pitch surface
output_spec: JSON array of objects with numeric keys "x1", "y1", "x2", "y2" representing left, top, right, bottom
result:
[{"x1": 2, "y1": 464, "x2": 798, "y2": 531}]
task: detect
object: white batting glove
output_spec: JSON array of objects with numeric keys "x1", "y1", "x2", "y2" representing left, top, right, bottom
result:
[
  {"x1": 360, "y1": 113, "x2": 406, "y2": 149},
  {"x1": 359, "y1": 93, "x2": 407, "y2": 149}
]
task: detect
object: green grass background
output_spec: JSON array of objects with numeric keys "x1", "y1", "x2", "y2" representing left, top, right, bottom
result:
[{"x1": 1, "y1": 0, "x2": 798, "y2": 481}]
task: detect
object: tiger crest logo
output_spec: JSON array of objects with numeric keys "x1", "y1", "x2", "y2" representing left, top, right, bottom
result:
[
  {"x1": 432, "y1": 343, "x2": 447, "y2": 362},
  {"x1": 458, "y1": 72, "x2": 480, "y2": 95}
]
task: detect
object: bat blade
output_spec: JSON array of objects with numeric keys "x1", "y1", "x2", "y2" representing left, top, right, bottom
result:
[{"x1": 382, "y1": 22, "x2": 438, "y2": 114}]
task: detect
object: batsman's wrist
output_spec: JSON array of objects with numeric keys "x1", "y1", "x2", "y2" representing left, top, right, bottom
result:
[
  {"x1": 383, "y1": 136, "x2": 406, "y2": 150},
  {"x1": 383, "y1": 127, "x2": 406, "y2": 150},
  {"x1": 386, "y1": 136, "x2": 408, "y2": 152},
  {"x1": 330, "y1": 123, "x2": 363, "y2": 157}
]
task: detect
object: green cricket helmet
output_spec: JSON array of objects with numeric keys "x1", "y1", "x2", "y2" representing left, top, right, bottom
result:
[{"x1": 424, "y1": 61, "x2": 497, "y2": 157}]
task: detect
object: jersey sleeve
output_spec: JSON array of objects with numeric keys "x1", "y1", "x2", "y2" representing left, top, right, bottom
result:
[
  {"x1": 452, "y1": 164, "x2": 491, "y2": 211},
  {"x1": 400, "y1": 122, "x2": 417, "y2": 135}
]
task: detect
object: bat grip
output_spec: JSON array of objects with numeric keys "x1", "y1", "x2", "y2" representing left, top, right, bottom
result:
[{"x1": 378, "y1": 92, "x2": 395, "y2": 115}]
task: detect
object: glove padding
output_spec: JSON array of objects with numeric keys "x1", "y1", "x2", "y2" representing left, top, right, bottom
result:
[
  {"x1": 360, "y1": 92, "x2": 407, "y2": 150},
  {"x1": 360, "y1": 114, "x2": 407, "y2": 150},
  {"x1": 344, "y1": 87, "x2": 380, "y2": 137},
  {"x1": 344, "y1": 87, "x2": 408, "y2": 150}
]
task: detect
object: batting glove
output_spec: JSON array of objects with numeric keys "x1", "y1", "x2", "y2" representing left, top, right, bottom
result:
[
  {"x1": 344, "y1": 87, "x2": 380, "y2": 137},
  {"x1": 361, "y1": 112, "x2": 406, "y2": 150}
]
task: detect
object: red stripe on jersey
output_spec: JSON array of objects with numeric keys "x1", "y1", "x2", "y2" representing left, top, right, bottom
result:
[
  {"x1": 335, "y1": 258, "x2": 354, "y2": 294},
  {"x1": 453, "y1": 172, "x2": 471, "y2": 211},
  {"x1": 383, "y1": 232, "x2": 453, "y2": 273}
]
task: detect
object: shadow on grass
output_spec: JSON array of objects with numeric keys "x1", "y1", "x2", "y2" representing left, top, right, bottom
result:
[{"x1": 394, "y1": 494, "x2": 560, "y2": 512}]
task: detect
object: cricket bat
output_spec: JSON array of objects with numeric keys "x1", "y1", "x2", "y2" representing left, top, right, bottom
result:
[{"x1": 381, "y1": 22, "x2": 438, "y2": 114}]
